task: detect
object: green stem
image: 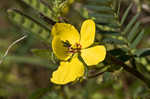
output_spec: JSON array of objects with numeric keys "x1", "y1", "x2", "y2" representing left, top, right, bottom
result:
[{"x1": 88, "y1": 71, "x2": 105, "y2": 79}]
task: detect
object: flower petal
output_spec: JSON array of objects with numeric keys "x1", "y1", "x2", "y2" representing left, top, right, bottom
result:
[
  {"x1": 51, "y1": 56, "x2": 84, "y2": 85},
  {"x1": 80, "y1": 20, "x2": 95, "y2": 48},
  {"x1": 52, "y1": 36, "x2": 72, "y2": 60},
  {"x1": 81, "y1": 45, "x2": 106, "y2": 66},
  {"x1": 51, "y1": 23, "x2": 80, "y2": 45}
]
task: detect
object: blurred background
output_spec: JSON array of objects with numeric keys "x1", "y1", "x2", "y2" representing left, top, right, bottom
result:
[{"x1": 0, "y1": 0, "x2": 150, "y2": 99}]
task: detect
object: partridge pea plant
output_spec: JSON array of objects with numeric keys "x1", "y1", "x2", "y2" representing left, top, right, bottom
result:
[{"x1": 6, "y1": 0, "x2": 150, "y2": 88}]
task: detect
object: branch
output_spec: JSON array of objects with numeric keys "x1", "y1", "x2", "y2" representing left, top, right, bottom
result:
[{"x1": 107, "y1": 53, "x2": 150, "y2": 88}]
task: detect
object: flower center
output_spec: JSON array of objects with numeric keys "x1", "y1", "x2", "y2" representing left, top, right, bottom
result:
[
  {"x1": 62, "y1": 40, "x2": 82, "y2": 54},
  {"x1": 68, "y1": 43, "x2": 82, "y2": 53}
]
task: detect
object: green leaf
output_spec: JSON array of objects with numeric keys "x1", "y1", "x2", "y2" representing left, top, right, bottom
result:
[
  {"x1": 93, "y1": 17, "x2": 116, "y2": 24},
  {"x1": 85, "y1": 5, "x2": 113, "y2": 13},
  {"x1": 130, "y1": 29, "x2": 144, "y2": 48},
  {"x1": 120, "y1": 3, "x2": 133, "y2": 25},
  {"x1": 87, "y1": 0, "x2": 111, "y2": 4},
  {"x1": 108, "y1": 49, "x2": 131, "y2": 62},
  {"x1": 102, "y1": 37, "x2": 126, "y2": 45},
  {"x1": 7, "y1": 9, "x2": 51, "y2": 43},
  {"x1": 85, "y1": 0, "x2": 117, "y2": 26},
  {"x1": 122, "y1": 13, "x2": 140, "y2": 35},
  {"x1": 135, "y1": 57, "x2": 148, "y2": 66},
  {"x1": 96, "y1": 24, "x2": 117, "y2": 32},
  {"x1": 97, "y1": 22, "x2": 120, "y2": 29},
  {"x1": 134, "y1": 48, "x2": 150, "y2": 57},
  {"x1": 97, "y1": 31, "x2": 119, "y2": 35},
  {"x1": 3, "y1": 55, "x2": 54, "y2": 68},
  {"x1": 31, "y1": 49, "x2": 51, "y2": 59},
  {"x1": 127, "y1": 22, "x2": 141, "y2": 42},
  {"x1": 109, "y1": 48, "x2": 126, "y2": 56},
  {"x1": 31, "y1": 49, "x2": 58, "y2": 64},
  {"x1": 22, "y1": 0, "x2": 57, "y2": 21},
  {"x1": 90, "y1": 13, "x2": 115, "y2": 20},
  {"x1": 118, "y1": 55, "x2": 131, "y2": 62}
]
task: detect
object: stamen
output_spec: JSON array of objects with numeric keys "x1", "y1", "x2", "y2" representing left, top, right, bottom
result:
[
  {"x1": 62, "y1": 41, "x2": 82, "y2": 54},
  {"x1": 62, "y1": 40, "x2": 71, "y2": 47}
]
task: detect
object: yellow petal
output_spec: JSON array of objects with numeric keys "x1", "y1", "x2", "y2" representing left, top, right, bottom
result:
[
  {"x1": 51, "y1": 56, "x2": 84, "y2": 85},
  {"x1": 52, "y1": 36, "x2": 72, "y2": 60},
  {"x1": 51, "y1": 23, "x2": 80, "y2": 45},
  {"x1": 81, "y1": 45, "x2": 106, "y2": 66},
  {"x1": 80, "y1": 19, "x2": 95, "y2": 48}
]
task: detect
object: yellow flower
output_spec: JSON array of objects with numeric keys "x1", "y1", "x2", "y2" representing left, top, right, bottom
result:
[{"x1": 51, "y1": 19, "x2": 106, "y2": 85}]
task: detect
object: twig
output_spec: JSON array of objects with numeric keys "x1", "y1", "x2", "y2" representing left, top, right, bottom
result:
[{"x1": 0, "y1": 35, "x2": 27, "y2": 64}]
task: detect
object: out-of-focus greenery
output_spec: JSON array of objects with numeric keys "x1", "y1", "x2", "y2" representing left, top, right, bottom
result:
[{"x1": 0, "y1": 0, "x2": 150, "y2": 99}]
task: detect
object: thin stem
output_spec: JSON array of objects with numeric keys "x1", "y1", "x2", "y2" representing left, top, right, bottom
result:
[
  {"x1": 61, "y1": 86, "x2": 69, "y2": 99},
  {"x1": 88, "y1": 71, "x2": 105, "y2": 79},
  {"x1": 0, "y1": 35, "x2": 27, "y2": 64}
]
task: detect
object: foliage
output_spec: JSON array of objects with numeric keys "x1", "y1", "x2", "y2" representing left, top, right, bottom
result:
[{"x1": 0, "y1": 0, "x2": 150, "y2": 99}]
